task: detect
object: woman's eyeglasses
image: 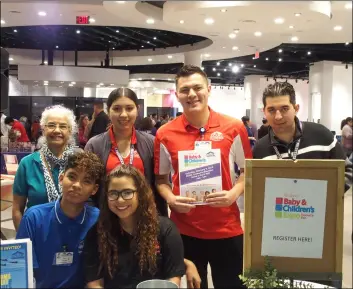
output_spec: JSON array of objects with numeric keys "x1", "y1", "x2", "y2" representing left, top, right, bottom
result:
[
  {"x1": 45, "y1": 123, "x2": 69, "y2": 131},
  {"x1": 107, "y1": 189, "x2": 135, "y2": 201}
]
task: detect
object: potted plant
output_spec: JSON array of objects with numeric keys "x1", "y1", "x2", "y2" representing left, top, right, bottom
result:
[{"x1": 239, "y1": 257, "x2": 331, "y2": 288}]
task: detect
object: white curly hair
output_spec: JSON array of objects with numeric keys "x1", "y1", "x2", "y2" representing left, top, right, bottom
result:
[{"x1": 39, "y1": 105, "x2": 78, "y2": 145}]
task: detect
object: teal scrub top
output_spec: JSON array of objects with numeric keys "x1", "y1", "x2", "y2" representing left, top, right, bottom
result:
[{"x1": 13, "y1": 151, "x2": 60, "y2": 208}]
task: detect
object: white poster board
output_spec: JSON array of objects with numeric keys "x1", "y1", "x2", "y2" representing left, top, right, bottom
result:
[{"x1": 261, "y1": 177, "x2": 327, "y2": 259}]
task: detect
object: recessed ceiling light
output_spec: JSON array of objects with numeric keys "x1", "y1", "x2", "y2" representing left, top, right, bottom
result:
[
  {"x1": 116, "y1": 30, "x2": 119, "y2": 33},
  {"x1": 265, "y1": 58, "x2": 269, "y2": 61},
  {"x1": 180, "y1": 20, "x2": 184, "y2": 24},
  {"x1": 217, "y1": 73, "x2": 221, "y2": 76},
  {"x1": 253, "y1": 65, "x2": 257, "y2": 67},
  {"x1": 289, "y1": 25, "x2": 294, "y2": 29},
  {"x1": 228, "y1": 63, "x2": 232, "y2": 67},
  {"x1": 56, "y1": 45, "x2": 59, "y2": 48},
  {"x1": 222, "y1": 46, "x2": 226, "y2": 49},
  {"x1": 112, "y1": 47, "x2": 115, "y2": 50},
  {"x1": 212, "y1": 68, "x2": 216, "y2": 71},
  {"x1": 201, "y1": 67, "x2": 204, "y2": 70},
  {"x1": 38, "y1": 11, "x2": 47, "y2": 16},
  {"x1": 167, "y1": 55, "x2": 173, "y2": 59},
  {"x1": 241, "y1": 64, "x2": 244, "y2": 67},
  {"x1": 204, "y1": 54, "x2": 210, "y2": 58},
  {"x1": 44, "y1": 61, "x2": 48, "y2": 64},
  {"x1": 1, "y1": 20, "x2": 5, "y2": 24},
  {"x1": 147, "y1": 41, "x2": 150, "y2": 44},
  {"x1": 345, "y1": 42, "x2": 349, "y2": 45},
  {"x1": 333, "y1": 25, "x2": 342, "y2": 31},
  {"x1": 307, "y1": 51, "x2": 311, "y2": 55},
  {"x1": 228, "y1": 33, "x2": 236, "y2": 39},
  {"x1": 152, "y1": 78, "x2": 155, "y2": 80},
  {"x1": 220, "y1": 9, "x2": 227, "y2": 12},
  {"x1": 141, "y1": 45, "x2": 144, "y2": 48},
  {"x1": 345, "y1": 2, "x2": 352, "y2": 9},
  {"x1": 14, "y1": 29, "x2": 17, "y2": 32},
  {"x1": 69, "y1": 83, "x2": 73, "y2": 87},
  {"x1": 146, "y1": 18, "x2": 155, "y2": 24},
  {"x1": 167, "y1": 78, "x2": 171, "y2": 81},
  {"x1": 234, "y1": 29, "x2": 240, "y2": 33},
  {"x1": 254, "y1": 31, "x2": 262, "y2": 37},
  {"x1": 232, "y1": 46, "x2": 238, "y2": 50},
  {"x1": 71, "y1": 82, "x2": 76, "y2": 84},
  {"x1": 153, "y1": 37, "x2": 157, "y2": 40},
  {"x1": 204, "y1": 18, "x2": 214, "y2": 25},
  {"x1": 110, "y1": 84, "x2": 114, "y2": 86},
  {"x1": 216, "y1": 62, "x2": 220, "y2": 66},
  {"x1": 138, "y1": 78, "x2": 142, "y2": 80},
  {"x1": 116, "y1": 1, "x2": 126, "y2": 3},
  {"x1": 295, "y1": 13, "x2": 301, "y2": 17},
  {"x1": 76, "y1": 30, "x2": 80, "y2": 34},
  {"x1": 232, "y1": 65, "x2": 240, "y2": 73},
  {"x1": 9, "y1": 57, "x2": 14, "y2": 61},
  {"x1": 278, "y1": 49, "x2": 283, "y2": 53},
  {"x1": 291, "y1": 36, "x2": 299, "y2": 41},
  {"x1": 274, "y1": 17, "x2": 285, "y2": 24},
  {"x1": 224, "y1": 68, "x2": 227, "y2": 71},
  {"x1": 89, "y1": 18, "x2": 96, "y2": 23},
  {"x1": 44, "y1": 83, "x2": 49, "y2": 86},
  {"x1": 278, "y1": 58, "x2": 282, "y2": 62},
  {"x1": 99, "y1": 83, "x2": 104, "y2": 85},
  {"x1": 148, "y1": 58, "x2": 152, "y2": 62}
]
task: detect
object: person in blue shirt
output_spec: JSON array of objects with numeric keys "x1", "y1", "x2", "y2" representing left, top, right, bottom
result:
[
  {"x1": 16, "y1": 151, "x2": 105, "y2": 289},
  {"x1": 12, "y1": 105, "x2": 78, "y2": 231}
]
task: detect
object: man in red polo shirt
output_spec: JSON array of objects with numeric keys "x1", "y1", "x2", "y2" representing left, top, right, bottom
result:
[
  {"x1": 154, "y1": 65, "x2": 252, "y2": 289},
  {"x1": 4, "y1": 116, "x2": 30, "y2": 142}
]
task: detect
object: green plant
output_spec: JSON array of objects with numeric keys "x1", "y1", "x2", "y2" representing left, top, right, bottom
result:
[{"x1": 239, "y1": 257, "x2": 315, "y2": 288}]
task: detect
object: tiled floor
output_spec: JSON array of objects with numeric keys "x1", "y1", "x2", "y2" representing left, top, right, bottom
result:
[{"x1": 2, "y1": 190, "x2": 351, "y2": 288}]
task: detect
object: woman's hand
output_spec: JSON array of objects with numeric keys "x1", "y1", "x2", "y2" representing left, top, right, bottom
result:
[{"x1": 184, "y1": 259, "x2": 201, "y2": 289}]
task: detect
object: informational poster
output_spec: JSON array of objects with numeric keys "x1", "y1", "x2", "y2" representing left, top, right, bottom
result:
[
  {"x1": 178, "y1": 149, "x2": 222, "y2": 205},
  {"x1": 261, "y1": 177, "x2": 327, "y2": 259},
  {"x1": 3, "y1": 155, "x2": 19, "y2": 175},
  {"x1": 0, "y1": 239, "x2": 34, "y2": 288}
]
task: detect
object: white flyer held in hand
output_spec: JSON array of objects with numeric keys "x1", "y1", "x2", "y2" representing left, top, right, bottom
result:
[
  {"x1": 178, "y1": 149, "x2": 222, "y2": 205},
  {"x1": 261, "y1": 177, "x2": 328, "y2": 259}
]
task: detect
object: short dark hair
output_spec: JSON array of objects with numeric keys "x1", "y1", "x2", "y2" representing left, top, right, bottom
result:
[
  {"x1": 93, "y1": 102, "x2": 104, "y2": 109},
  {"x1": 176, "y1": 112, "x2": 183, "y2": 117},
  {"x1": 175, "y1": 65, "x2": 208, "y2": 88},
  {"x1": 4, "y1": 116, "x2": 14, "y2": 125},
  {"x1": 65, "y1": 151, "x2": 104, "y2": 184},
  {"x1": 241, "y1": 116, "x2": 250, "y2": 124},
  {"x1": 140, "y1": 117, "x2": 153, "y2": 131},
  {"x1": 262, "y1": 82, "x2": 296, "y2": 107}
]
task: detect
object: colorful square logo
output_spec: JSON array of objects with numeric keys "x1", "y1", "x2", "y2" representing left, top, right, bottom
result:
[
  {"x1": 276, "y1": 197, "x2": 283, "y2": 204},
  {"x1": 275, "y1": 211, "x2": 283, "y2": 218},
  {"x1": 275, "y1": 204, "x2": 283, "y2": 211}
]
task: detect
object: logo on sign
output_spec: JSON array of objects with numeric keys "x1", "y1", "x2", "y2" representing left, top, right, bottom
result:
[
  {"x1": 275, "y1": 197, "x2": 315, "y2": 220},
  {"x1": 184, "y1": 154, "x2": 207, "y2": 167},
  {"x1": 210, "y1": 131, "x2": 224, "y2": 142}
]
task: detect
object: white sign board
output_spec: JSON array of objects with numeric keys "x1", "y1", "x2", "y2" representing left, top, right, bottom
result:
[{"x1": 261, "y1": 177, "x2": 327, "y2": 259}]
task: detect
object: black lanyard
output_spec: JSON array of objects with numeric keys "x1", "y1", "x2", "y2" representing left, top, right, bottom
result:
[
  {"x1": 273, "y1": 139, "x2": 301, "y2": 161},
  {"x1": 199, "y1": 127, "x2": 206, "y2": 140},
  {"x1": 115, "y1": 145, "x2": 134, "y2": 165}
]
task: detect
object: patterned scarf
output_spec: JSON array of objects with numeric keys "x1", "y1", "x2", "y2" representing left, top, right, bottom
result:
[{"x1": 40, "y1": 143, "x2": 74, "y2": 202}]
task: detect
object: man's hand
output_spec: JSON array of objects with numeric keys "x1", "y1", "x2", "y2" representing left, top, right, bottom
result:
[
  {"x1": 185, "y1": 259, "x2": 201, "y2": 289},
  {"x1": 205, "y1": 190, "x2": 239, "y2": 207},
  {"x1": 168, "y1": 195, "x2": 196, "y2": 213}
]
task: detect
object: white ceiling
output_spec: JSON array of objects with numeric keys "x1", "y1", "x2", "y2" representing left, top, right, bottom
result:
[{"x1": 1, "y1": 0, "x2": 352, "y2": 66}]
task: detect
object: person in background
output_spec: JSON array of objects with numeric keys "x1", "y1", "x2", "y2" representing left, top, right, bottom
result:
[
  {"x1": 88, "y1": 102, "x2": 110, "y2": 140},
  {"x1": 84, "y1": 165, "x2": 186, "y2": 288},
  {"x1": 154, "y1": 65, "x2": 252, "y2": 289},
  {"x1": 78, "y1": 114, "x2": 89, "y2": 148},
  {"x1": 31, "y1": 117, "x2": 41, "y2": 143},
  {"x1": 4, "y1": 116, "x2": 30, "y2": 142},
  {"x1": 176, "y1": 112, "x2": 183, "y2": 117},
  {"x1": 341, "y1": 117, "x2": 353, "y2": 157},
  {"x1": 139, "y1": 116, "x2": 154, "y2": 134},
  {"x1": 241, "y1": 116, "x2": 256, "y2": 148},
  {"x1": 12, "y1": 105, "x2": 78, "y2": 231},
  {"x1": 257, "y1": 118, "x2": 270, "y2": 139},
  {"x1": 0, "y1": 111, "x2": 9, "y2": 137},
  {"x1": 16, "y1": 151, "x2": 104, "y2": 289},
  {"x1": 151, "y1": 113, "x2": 157, "y2": 126}
]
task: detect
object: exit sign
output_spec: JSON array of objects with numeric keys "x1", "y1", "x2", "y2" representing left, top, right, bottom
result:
[{"x1": 76, "y1": 16, "x2": 90, "y2": 24}]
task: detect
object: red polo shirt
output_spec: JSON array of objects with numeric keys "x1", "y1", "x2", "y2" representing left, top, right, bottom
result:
[
  {"x1": 12, "y1": 120, "x2": 30, "y2": 142},
  {"x1": 106, "y1": 127, "x2": 144, "y2": 175},
  {"x1": 154, "y1": 108, "x2": 252, "y2": 239}
]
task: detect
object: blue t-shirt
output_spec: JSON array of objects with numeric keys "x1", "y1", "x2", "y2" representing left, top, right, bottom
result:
[
  {"x1": 16, "y1": 201, "x2": 99, "y2": 288},
  {"x1": 13, "y1": 151, "x2": 60, "y2": 208}
]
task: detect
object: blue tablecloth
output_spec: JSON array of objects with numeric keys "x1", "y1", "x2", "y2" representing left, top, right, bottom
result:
[{"x1": 1, "y1": 152, "x2": 32, "y2": 175}]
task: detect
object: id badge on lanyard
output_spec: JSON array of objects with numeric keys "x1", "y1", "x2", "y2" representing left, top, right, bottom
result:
[
  {"x1": 194, "y1": 127, "x2": 212, "y2": 150},
  {"x1": 115, "y1": 145, "x2": 134, "y2": 165}
]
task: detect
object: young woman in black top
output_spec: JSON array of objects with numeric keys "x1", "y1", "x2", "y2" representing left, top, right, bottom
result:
[{"x1": 84, "y1": 165, "x2": 186, "y2": 288}]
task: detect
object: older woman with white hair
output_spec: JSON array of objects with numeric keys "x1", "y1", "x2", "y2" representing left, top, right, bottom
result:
[{"x1": 12, "y1": 105, "x2": 78, "y2": 230}]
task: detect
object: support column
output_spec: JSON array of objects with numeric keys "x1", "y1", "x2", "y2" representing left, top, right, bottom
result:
[
  {"x1": 184, "y1": 51, "x2": 202, "y2": 67},
  {"x1": 47, "y1": 50, "x2": 54, "y2": 66},
  {"x1": 75, "y1": 50, "x2": 78, "y2": 66},
  {"x1": 244, "y1": 75, "x2": 263, "y2": 127}
]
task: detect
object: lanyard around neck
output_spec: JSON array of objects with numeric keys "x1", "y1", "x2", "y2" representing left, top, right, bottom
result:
[
  {"x1": 273, "y1": 139, "x2": 301, "y2": 161},
  {"x1": 115, "y1": 145, "x2": 134, "y2": 165}
]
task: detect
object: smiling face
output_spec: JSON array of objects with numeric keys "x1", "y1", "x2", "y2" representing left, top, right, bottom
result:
[
  {"x1": 108, "y1": 96, "x2": 138, "y2": 132},
  {"x1": 176, "y1": 73, "x2": 211, "y2": 115},
  {"x1": 107, "y1": 176, "x2": 139, "y2": 221},
  {"x1": 43, "y1": 115, "x2": 71, "y2": 148},
  {"x1": 59, "y1": 168, "x2": 98, "y2": 205},
  {"x1": 263, "y1": 95, "x2": 299, "y2": 134}
]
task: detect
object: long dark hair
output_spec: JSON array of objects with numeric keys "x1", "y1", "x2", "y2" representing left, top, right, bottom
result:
[
  {"x1": 106, "y1": 88, "x2": 139, "y2": 111},
  {"x1": 97, "y1": 165, "x2": 159, "y2": 278},
  {"x1": 341, "y1": 117, "x2": 353, "y2": 130}
]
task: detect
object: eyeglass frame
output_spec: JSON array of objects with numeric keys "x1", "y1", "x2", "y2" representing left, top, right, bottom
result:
[
  {"x1": 107, "y1": 189, "x2": 136, "y2": 201},
  {"x1": 45, "y1": 123, "x2": 70, "y2": 131}
]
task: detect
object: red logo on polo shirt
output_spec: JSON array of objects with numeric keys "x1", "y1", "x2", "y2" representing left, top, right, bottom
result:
[{"x1": 210, "y1": 131, "x2": 224, "y2": 141}]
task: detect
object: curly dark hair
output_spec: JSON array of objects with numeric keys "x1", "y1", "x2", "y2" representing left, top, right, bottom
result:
[
  {"x1": 65, "y1": 151, "x2": 104, "y2": 184},
  {"x1": 262, "y1": 82, "x2": 296, "y2": 107},
  {"x1": 97, "y1": 165, "x2": 159, "y2": 278}
]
